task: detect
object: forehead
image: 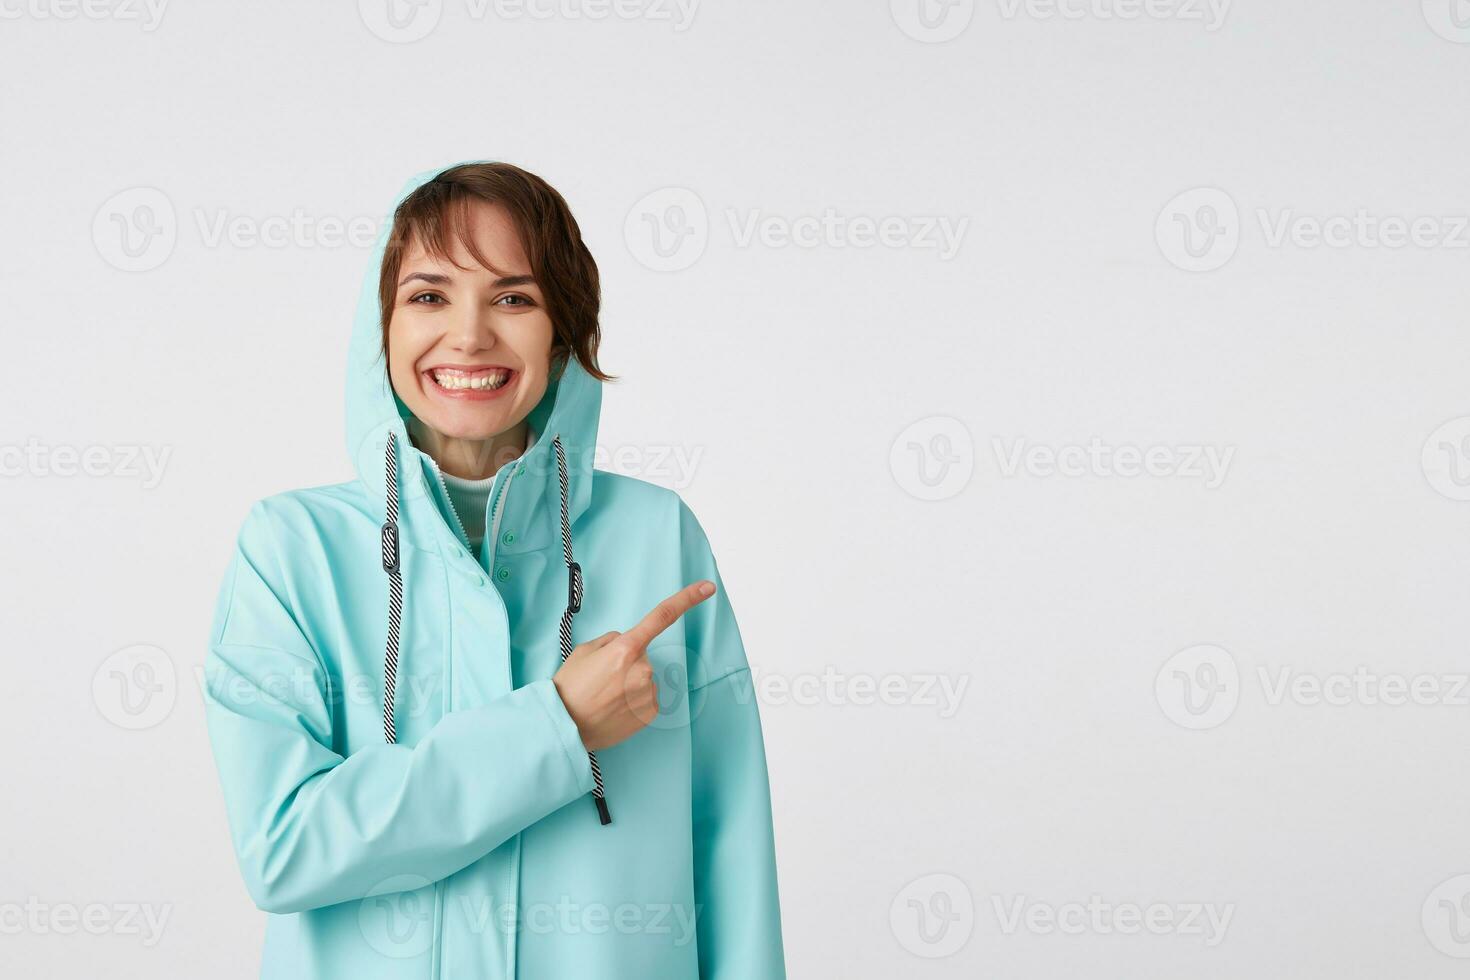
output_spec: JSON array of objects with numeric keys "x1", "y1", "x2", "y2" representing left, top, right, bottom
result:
[{"x1": 403, "y1": 197, "x2": 531, "y2": 275}]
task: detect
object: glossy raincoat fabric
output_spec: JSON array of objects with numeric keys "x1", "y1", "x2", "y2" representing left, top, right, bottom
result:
[{"x1": 202, "y1": 166, "x2": 786, "y2": 979}]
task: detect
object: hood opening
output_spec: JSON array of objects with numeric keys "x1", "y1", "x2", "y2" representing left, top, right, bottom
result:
[{"x1": 358, "y1": 164, "x2": 611, "y2": 825}]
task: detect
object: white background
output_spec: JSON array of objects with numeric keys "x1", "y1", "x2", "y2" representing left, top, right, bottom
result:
[{"x1": 3, "y1": 0, "x2": 1470, "y2": 976}]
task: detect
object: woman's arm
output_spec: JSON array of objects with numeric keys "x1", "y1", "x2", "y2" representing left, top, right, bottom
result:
[
  {"x1": 203, "y1": 500, "x2": 595, "y2": 915},
  {"x1": 678, "y1": 500, "x2": 788, "y2": 979}
]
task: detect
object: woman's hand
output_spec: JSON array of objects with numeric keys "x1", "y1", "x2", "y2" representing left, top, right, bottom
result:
[{"x1": 552, "y1": 580, "x2": 716, "y2": 751}]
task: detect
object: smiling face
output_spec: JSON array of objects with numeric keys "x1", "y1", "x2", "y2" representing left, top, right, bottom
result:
[{"x1": 386, "y1": 198, "x2": 555, "y2": 478}]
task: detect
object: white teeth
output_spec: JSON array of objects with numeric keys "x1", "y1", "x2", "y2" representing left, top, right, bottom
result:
[{"x1": 431, "y1": 369, "x2": 510, "y2": 391}]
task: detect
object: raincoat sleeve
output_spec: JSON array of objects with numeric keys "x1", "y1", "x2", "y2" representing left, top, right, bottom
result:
[
  {"x1": 677, "y1": 499, "x2": 788, "y2": 979},
  {"x1": 202, "y1": 500, "x2": 596, "y2": 915}
]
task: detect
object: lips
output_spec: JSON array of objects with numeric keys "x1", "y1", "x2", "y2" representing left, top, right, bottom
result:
[{"x1": 424, "y1": 366, "x2": 517, "y2": 400}]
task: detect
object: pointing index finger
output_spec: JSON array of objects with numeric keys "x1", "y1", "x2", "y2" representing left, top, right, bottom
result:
[{"x1": 622, "y1": 581, "x2": 716, "y2": 651}]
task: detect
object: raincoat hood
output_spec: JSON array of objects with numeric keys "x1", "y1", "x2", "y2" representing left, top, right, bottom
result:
[
  {"x1": 344, "y1": 164, "x2": 601, "y2": 554},
  {"x1": 343, "y1": 165, "x2": 609, "y2": 819}
]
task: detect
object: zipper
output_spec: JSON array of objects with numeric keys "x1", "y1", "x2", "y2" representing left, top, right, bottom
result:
[
  {"x1": 427, "y1": 454, "x2": 522, "y2": 568},
  {"x1": 423, "y1": 461, "x2": 520, "y2": 980},
  {"x1": 427, "y1": 457, "x2": 475, "y2": 556},
  {"x1": 486, "y1": 452, "x2": 528, "y2": 980},
  {"x1": 420, "y1": 450, "x2": 525, "y2": 978},
  {"x1": 430, "y1": 879, "x2": 445, "y2": 980},
  {"x1": 486, "y1": 464, "x2": 517, "y2": 569},
  {"x1": 484, "y1": 461, "x2": 522, "y2": 980}
]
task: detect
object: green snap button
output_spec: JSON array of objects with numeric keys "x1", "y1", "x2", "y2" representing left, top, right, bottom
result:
[
  {"x1": 516, "y1": 463, "x2": 525, "y2": 476},
  {"x1": 474, "y1": 574, "x2": 486, "y2": 587},
  {"x1": 496, "y1": 566, "x2": 511, "y2": 582},
  {"x1": 501, "y1": 530, "x2": 516, "y2": 545}
]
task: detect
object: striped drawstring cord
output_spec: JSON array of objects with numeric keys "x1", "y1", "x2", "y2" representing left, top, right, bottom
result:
[
  {"x1": 380, "y1": 431, "x2": 611, "y2": 825},
  {"x1": 554, "y1": 434, "x2": 611, "y2": 825},
  {"x1": 381, "y1": 433, "x2": 404, "y2": 745}
]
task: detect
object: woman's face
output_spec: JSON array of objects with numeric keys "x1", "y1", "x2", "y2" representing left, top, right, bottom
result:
[{"x1": 387, "y1": 199, "x2": 554, "y2": 449}]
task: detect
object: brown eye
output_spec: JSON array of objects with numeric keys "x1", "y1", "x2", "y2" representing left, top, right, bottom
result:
[
  {"x1": 408, "y1": 292, "x2": 445, "y2": 305},
  {"x1": 498, "y1": 294, "x2": 532, "y2": 307}
]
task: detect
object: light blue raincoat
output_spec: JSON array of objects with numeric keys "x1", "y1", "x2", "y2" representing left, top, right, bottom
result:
[{"x1": 203, "y1": 167, "x2": 786, "y2": 979}]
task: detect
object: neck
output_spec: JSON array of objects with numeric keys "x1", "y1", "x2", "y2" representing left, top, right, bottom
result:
[{"x1": 408, "y1": 416, "x2": 529, "y2": 480}]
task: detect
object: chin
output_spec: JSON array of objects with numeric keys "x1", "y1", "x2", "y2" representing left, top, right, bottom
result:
[{"x1": 427, "y1": 411, "x2": 511, "y2": 442}]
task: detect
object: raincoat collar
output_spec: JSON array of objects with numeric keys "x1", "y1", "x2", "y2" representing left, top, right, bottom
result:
[{"x1": 344, "y1": 164, "x2": 603, "y2": 555}]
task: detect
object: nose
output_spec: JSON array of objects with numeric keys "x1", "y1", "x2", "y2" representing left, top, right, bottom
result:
[{"x1": 447, "y1": 300, "x2": 498, "y2": 354}]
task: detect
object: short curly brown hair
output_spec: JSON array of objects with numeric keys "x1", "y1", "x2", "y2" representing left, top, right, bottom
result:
[{"x1": 378, "y1": 162, "x2": 613, "y2": 382}]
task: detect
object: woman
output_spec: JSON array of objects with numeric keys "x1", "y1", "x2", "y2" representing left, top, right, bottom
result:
[{"x1": 203, "y1": 162, "x2": 786, "y2": 979}]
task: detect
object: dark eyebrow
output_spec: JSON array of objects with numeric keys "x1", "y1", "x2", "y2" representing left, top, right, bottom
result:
[
  {"x1": 398, "y1": 271, "x2": 537, "y2": 289},
  {"x1": 398, "y1": 271, "x2": 450, "y2": 288}
]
